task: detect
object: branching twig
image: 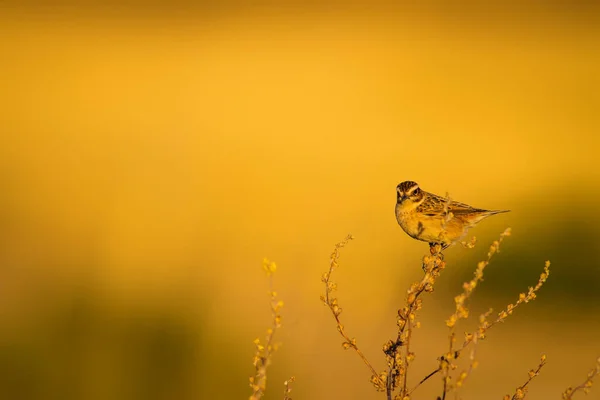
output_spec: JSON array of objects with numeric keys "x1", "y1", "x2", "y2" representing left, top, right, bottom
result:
[
  {"x1": 321, "y1": 228, "x2": 557, "y2": 400},
  {"x1": 283, "y1": 376, "x2": 295, "y2": 400},
  {"x1": 562, "y1": 356, "x2": 600, "y2": 399},
  {"x1": 502, "y1": 355, "x2": 547, "y2": 400},
  {"x1": 440, "y1": 228, "x2": 512, "y2": 397},
  {"x1": 321, "y1": 235, "x2": 384, "y2": 390},
  {"x1": 250, "y1": 259, "x2": 285, "y2": 400},
  {"x1": 414, "y1": 258, "x2": 551, "y2": 395},
  {"x1": 385, "y1": 244, "x2": 447, "y2": 399}
]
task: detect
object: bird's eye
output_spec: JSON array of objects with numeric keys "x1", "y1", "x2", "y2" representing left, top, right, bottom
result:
[{"x1": 412, "y1": 188, "x2": 420, "y2": 196}]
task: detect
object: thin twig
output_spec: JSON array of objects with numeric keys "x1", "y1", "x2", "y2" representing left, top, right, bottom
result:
[
  {"x1": 441, "y1": 332, "x2": 454, "y2": 400},
  {"x1": 402, "y1": 321, "x2": 412, "y2": 396},
  {"x1": 283, "y1": 376, "x2": 295, "y2": 400},
  {"x1": 412, "y1": 259, "x2": 551, "y2": 395},
  {"x1": 501, "y1": 355, "x2": 546, "y2": 400},
  {"x1": 250, "y1": 259, "x2": 284, "y2": 400},
  {"x1": 562, "y1": 356, "x2": 600, "y2": 399},
  {"x1": 512, "y1": 358, "x2": 545, "y2": 400},
  {"x1": 409, "y1": 367, "x2": 441, "y2": 395},
  {"x1": 386, "y1": 245, "x2": 446, "y2": 399},
  {"x1": 321, "y1": 235, "x2": 383, "y2": 388}
]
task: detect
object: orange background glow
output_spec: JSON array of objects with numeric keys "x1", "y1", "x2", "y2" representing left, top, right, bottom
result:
[{"x1": 1, "y1": 3, "x2": 599, "y2": 399}]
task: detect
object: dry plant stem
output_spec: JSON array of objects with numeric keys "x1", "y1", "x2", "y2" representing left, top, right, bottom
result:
[
  {"x1": 441, "y1": 332, "x2": 456, "y2": 400},
  {"x1": 513, "y1": 357, "x2": 546, "y2": 400},
  {"x1": 323, "y1": 229, "x2": 555, "y2": 399},
  {"x1": 441, "y1": 375, "x2": 447, "y2": 400},
  {"x1": 457, "y1": 334, "x2": 480, "y2": 390},
  {"x1": 386, "y1": 245, "x2": 446, "y2": 400},
  {"x1": 453, "y1": 319, "x2": 486, "y2": 394},
  {"x1": 562, "y1": 357, "x2": 600, "y2": 399},
  {"x1": 440, "y1": 228, "x2": 512, "y2": 398},
  {"x1": 414, "y1": 258, "x2": 551, "y2": 396},
  {"x1": 321, "y1": 235, "x2": 381, "y2": 383},
  {"x1": 503, "y1": 355, "x2": 547, "y2": 400},
  {"x1": 409, "y1": 367, "x2": 441, "y2": 395},
  {"x1": 250, "y1": 259, "x2": 284, "y2": 400},
  {"x1": 283, "y1": 376, "x2": 295, "y2": 400},
  {"x1": 402, "y1": 323, "x2": 412, "y2": 396},
  {"x1": 441, "y1": 334, "x2": 454, "y2": 400}
]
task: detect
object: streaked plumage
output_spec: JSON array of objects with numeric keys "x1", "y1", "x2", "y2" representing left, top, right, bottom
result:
[{"x1": 395, "y1": 181, "x2": 509, "y2": 249}]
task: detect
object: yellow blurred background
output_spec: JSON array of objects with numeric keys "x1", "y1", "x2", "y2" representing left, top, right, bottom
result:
[{"x1": 1, "y1": 2, "x2": 600, "y2": 399}]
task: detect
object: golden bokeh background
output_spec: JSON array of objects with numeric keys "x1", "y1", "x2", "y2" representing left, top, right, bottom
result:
[{"x1": 1, "y1": 2, "x2": 600, "y2": 399}]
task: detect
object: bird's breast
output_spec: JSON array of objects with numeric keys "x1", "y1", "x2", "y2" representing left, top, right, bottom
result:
[
  {"x1": 395, "y1": 204, "x2": 422, "y2": 239},
  {"x1": 395, "y1": 203, "x2": 456, "y2": 243}
]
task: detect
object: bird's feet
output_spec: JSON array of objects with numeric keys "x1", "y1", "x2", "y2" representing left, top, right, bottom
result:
[
  {"x1": 424, "y1": 243, "x2": 445, "y2": 271},
  {"x1": 428, "y1": 242, "x2": 445, "y2": 258}
]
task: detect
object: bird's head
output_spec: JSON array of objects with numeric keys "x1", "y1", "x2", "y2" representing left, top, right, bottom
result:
[{"x1": 396, "y1": 181, "x2": 424, "y2": 204}]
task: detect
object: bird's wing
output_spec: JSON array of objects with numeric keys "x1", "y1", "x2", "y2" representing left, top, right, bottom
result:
[
  {"x1": 417, "y1": 192, "x2": 483, "y2": 216},
  {"x1": 448, "y1": 200, "x2": 484, "y2": 214}
]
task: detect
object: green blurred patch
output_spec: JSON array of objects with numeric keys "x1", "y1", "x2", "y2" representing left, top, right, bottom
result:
[
  {"x1": 0, "y1": 286, "x2": 228, "y2": 400},
  {"x1": 438, "y1": 193, "x2": 600, "y2": 315}
]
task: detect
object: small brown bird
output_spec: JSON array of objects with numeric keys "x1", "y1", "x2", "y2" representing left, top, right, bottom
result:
[{"x1": 395, "y1": 181, "x2": 509, "y2": 250}]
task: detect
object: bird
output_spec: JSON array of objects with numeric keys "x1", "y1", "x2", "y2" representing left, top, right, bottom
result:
[{"x1": 395, "y1": 181, "x2": 509, "y2": 250}]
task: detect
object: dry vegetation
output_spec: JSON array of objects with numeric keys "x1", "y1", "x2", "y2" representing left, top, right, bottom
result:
[
  {"x1": 248, "y1": 258, "x2": 292, "y2": 400},
  {"x1": 248, "y1": 231, "x2": 599, "y2": 400}
]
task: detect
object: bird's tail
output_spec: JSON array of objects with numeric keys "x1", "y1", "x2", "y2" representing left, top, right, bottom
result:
[
  {"x1": 469, "y1": 209, "x2": 510, "y2": 225},
  {"x1": 488, "y1": 209, "x2": 510, "y2": 215}
]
